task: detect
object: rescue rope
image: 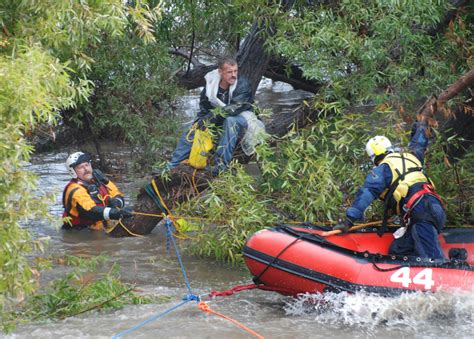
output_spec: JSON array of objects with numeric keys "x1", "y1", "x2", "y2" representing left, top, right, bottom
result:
[
  {"x1": 112, "y1": 219, "x2": 200, "y2": 337},
  {"x1": 112, "y1": 218, "x2": 262, "y2": 338},
  {"x1": 97, "y1": 193, "x2": 147, "y2": 237},
  {"x1": 208, "y1": 283, "x2": 296, "y2": 298},
  {"x1": 151, "y1": 179, "x2": 172, "y2": 216},
  {"x1": 106, "y1": 220, "x2": 145, "y2": 237},
  {"x1": 112, "y1": 299, "x2": 194, "y2": 338},
  {"x1": 145, "y1": 181, "x2": 196, "y2": 239},
  {"x1": 191, "y1": 168, "x2": 200, "y2": 195},
  {"x1": 165, "y1": 219, "x2": 193, "y2": 294},
  {"x1": 198, "y1": 301, "x2": 264, "y2": 339}
]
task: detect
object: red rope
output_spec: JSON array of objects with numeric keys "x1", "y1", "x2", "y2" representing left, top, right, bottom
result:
[{"x1": 209, "y1": 283, "x2": 295, "y2": 298}]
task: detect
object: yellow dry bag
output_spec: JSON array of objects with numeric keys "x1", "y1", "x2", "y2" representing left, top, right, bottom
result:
[{"x1": 188, "y1": 125, "x2": 213, "y2": 169}]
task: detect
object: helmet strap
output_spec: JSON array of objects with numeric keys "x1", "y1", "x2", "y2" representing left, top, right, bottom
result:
[{"x1": 374, "y1": 153, "x2": 388, "y2": 165}]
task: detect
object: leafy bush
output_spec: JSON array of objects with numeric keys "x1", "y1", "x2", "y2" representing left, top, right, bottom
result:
[
  {"x1": 258, "y1": 106, "x2": 405, "y2": 222},
  {"x1": 178, "y1": 104, "x2": 473, "y2": 264},
  {"x1": 175, "y1": 164, "x2": 277, "y2": 264},
  {"x1": 1, "y1": 255, "x2": 159, "y2": 333}
]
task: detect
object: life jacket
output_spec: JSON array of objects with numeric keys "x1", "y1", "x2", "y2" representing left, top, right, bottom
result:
[
  {"x1": 379, "y1": 152, "x2": 429, "y2": 211},
  {"x1": 62, "y1": 179, "x2": 110, "y2": 230},
  {"x1": 377, "y1": 152, "x2": 432, "y2": 236}
]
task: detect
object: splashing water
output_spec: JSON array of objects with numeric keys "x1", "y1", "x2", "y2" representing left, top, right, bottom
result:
[{"x1": 284, "y1": 290, "x2": 474, "y2": 335}]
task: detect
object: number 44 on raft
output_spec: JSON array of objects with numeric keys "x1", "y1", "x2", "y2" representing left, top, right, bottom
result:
[{"x1": 390, "y1": 267, "x2": 435, "y2": 289}]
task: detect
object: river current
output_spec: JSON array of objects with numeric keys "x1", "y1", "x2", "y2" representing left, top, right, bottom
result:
[{"x1": 7, "y1": 80, "x2": 473, "y2": 338}]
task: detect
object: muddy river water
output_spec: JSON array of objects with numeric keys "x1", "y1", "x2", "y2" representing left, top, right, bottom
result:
[{"x1": 8, "y1": 81, "x2": 473, "y2": 338}]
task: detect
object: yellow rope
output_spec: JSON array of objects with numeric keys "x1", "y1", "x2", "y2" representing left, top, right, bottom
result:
[
  {"x1": 149, "y1": 180, "x2": 197, "y2": 239},
  {"x1": 104, "y1": 221, "x2": 119, "y2": 234},
  {"x1": 151, "y1": 179, "x2": 172, "y2": 215},
  {"x1": 191, "y1": 168, "x2": 199, "y2": 195},
  {"x1": 186, "y1": 123, "x2": 197, "y2": 142},
  {"x1": 116, "y1": 220, "x2": 144, "y2": 237},
  {"x1": 133, "y1": 211, "x2": 166, "y2": 218},
  {"x1": 104, "y1": 219, "x2": 144, "y2": 237}
]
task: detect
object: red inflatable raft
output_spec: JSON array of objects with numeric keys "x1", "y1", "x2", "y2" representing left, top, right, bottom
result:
[{"x1": 243, "y1": 224, "x2": 474, "y2": 296}]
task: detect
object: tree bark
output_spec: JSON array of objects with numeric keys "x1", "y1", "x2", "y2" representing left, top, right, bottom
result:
[
  {"x1": 264, "y1": 58, "x2": 322, "y2": 93},
  {"x1": 236, "y1": 21, "x2": 274, "y2": 95},
  {"x1": 173, "y1": 56, "x2": 321, "y2": 93},
  {"x1": 417, "y1": 68, "x2": 474, "y2": 125},
  {"x1": 441, "y1": 90, "x2": 474, "y2": 160}
]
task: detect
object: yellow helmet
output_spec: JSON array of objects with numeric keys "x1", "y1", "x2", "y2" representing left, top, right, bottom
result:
[{"x1": 366, "y1": 136, "x2": 393, "y2": 163}]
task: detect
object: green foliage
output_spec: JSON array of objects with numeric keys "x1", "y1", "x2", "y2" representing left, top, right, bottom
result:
[
  {"x1": 0, "y1": 0, "x2": 148, "y2": 309},
  {"x1": 0, "y1": 256, "x2": 159, "y2": 333},
  {"x1": 257, "y1": 106, "x2": 405, "y2": 222},
  {"x1": 0, "y1": 46, "x2": 79, "y2": 308},
  {"x1": 158, "y1": 0, "x2": 262, "y2": 54},
  {"x1": 267, "y1": 0, "x2": 473, "y2": 107},
  {"x1": 175, "y1": 163, "x2": 277, "y2": 264},
  {"x1": 422, "y1": 133, "x2": 474, "y2": 225},
  {"x1": 180, "y1": 106, "x2": 473, "y2": 264},
  {"x1": 68, "y1": 30, "x2": 182, "y2": 169}
]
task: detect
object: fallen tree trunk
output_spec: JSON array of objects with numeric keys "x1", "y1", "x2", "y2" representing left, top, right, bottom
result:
[
  {"x1": 109, "y1": 103, "x2": 315, "y2": 237},
  {"x1": 112, "y1": 68, "x2": 473, "y2": 237},
  {"x1": 417, "y1": 68, "x2": 474, "y2": 129}
]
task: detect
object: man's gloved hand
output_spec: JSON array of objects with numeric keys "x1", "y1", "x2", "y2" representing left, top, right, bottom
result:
[
  {"x1": 195, "y1": 118, "x2": 206, "y2": 130},
  {"x1": 93, "y1": 169, "x2": 109, "y2": 184},
  {"x1": 108, "y1": 197, "x2": 124, "y2": 209},
  {"x1": 223, "y1": 105, "x2": 237, "y2": 116},
  {"x1": 333, "y1": 218, "x2": 354, "y2": 233},
  {"x1": 109, "y1": 207, "x2": 134, "y2": 220}
]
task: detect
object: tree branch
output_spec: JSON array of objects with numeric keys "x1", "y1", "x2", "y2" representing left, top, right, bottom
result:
[{"x1": 169, "y1": 48, "x2": 203, "y2": 66}]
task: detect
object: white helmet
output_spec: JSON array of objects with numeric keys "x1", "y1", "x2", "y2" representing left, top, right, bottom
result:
[
  {"x1": 366, "y1": 136, "x2": 393, "y2": 163},
  {"x1": 66, "y1": 152, "x2": 91, "y2": 178}
]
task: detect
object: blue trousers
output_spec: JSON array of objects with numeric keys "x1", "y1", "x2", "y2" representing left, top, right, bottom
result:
[
  {"x1": 389, "y1": 196, "x2": 445, "y2": 259},
  {"x1": 169, "y1": 115, "x2": 248, "y2": 170},
  {"x1": 389, "y1": 222, "x2": 444, "y2": 259}
]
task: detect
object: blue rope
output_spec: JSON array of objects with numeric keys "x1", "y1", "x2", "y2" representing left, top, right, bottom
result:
[
  {"x1": 165, "y1": 219, "x2": 193, "y2": 295},
  {"x1": 111, "y1": 219, "x2": 200, "y2": 337},
  {"x1": 111, "y1": 299, "x2": 192, "y2": 338},
  {"x1": 164, "y1": 222, "x2": 172, "y2": 255}
]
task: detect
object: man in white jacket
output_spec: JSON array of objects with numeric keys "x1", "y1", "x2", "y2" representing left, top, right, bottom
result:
[{"x1": 167, "y1": 57, "x2": 254, "y2": 174}]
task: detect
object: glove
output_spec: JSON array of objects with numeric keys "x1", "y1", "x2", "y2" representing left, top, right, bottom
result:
[
  {"x1": 93, "y1": 169, "x2": 109, "y2": 184},
  {"x1": 333, "y1": 218, "x2": 354, "y2": 233},
  {"x1": 195, "y1": 118, "x2": 207, "y2": 130},
  {"x1": 109, "y1": 207, "x2": 134, "y2": 220},
  {"x1": 108, "y1": 197, "x2": 124, "y2": 209}
]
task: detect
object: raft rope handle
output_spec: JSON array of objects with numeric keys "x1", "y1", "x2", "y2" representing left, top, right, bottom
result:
[
  {"x1": 198, "y1": 301, "x2": 264, "y2": 339},
  {"x1": 371, "y1": 257, "x2": 406, "y2": 272},
  {"x1": 253, "y1": 235, "x2": 303, "y2": 285}
]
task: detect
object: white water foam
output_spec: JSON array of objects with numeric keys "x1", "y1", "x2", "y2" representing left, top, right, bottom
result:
[{"x1": 284, "y1": 290, "x2": 474, "y2": 335}]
